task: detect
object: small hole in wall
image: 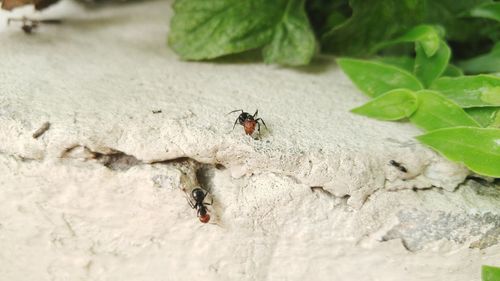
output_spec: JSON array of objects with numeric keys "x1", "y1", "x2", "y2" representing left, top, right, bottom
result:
[
  {"x1": 196, "y1": 164, "x2": 216, "y2": 191},
  {"x1": 215, "y1": 164, "x2": 226, "y2": 170},
  {"x1": 310, "y1": 186, "x2": 324, "y2": 192},
  {"x1": 467, "y1": 175, "x2": 492, "y2": 186}
]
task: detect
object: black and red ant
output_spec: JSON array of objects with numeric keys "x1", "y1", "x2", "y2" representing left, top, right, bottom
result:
[
  {"x1": 185, "y1": 188, "x2": 212, "y2": 223},
  {"x1": 228, "y1": 109, "x2": 268, "y2": 137}
]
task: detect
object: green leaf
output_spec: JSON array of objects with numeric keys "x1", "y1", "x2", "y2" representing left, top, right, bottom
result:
[
  {"x1": 376, "y1": 25, "x2": 442, "y2": 57},
  {"x1": 374, "y1": 56, "x2": 414, "y2": 73},
  {"x1": 168, "y1": 0, "x2": 316, "y2": 66},
  {"x1": 483, "y1": 265, "x2": 500, "y2": 281},
  {"x1": 430, "y1": 75, "x2": 500, "y2": 107},
  {"x1": 409, "y1": 90, "x2": 480, "y2": 131},
  {"x1": 321, "y1": 0, "x2": 494, "y2": 56},
  {"x1": 262, "y1": 0, "x2": 316, "y2": 65},
  {"x1": 321, "y1": 0, "x2": 427, "y2": 56},
  {"x1": 495, "y1": 112, "x2": 500, "y2": 128},
  {"x1": 458, "y1": 42, "x2": 500, "y2": 74},
  {"x1": 337, "y1": 58, "x2": 423, "y2": 97},
  {"x1": 425, "y1": 0, "x2": 495, "y2": 43},
  {"x1": 377, "y1": 56, "x2": 463, "y2": 78},
  {"x1": 414, "y1": 39, "x2": 451, "y2": 87},
  {"x1": 306, "y1": 0, "x2": 351, "y2": 37},
  {"x1": 372, "y1": 25, "x2": 451, "y2": 87},
  {"x1": 465, "y1": 107, "x2": 500, "y2": 127},
  {"x1": 417, "y1": 127, "x2": 500, "y2": 177},
  {"x1": 351, "y1": 89, "x2": 418, "y2": 120},
  {"x1": 321, "y1": 11, "x2": 348, "y2": 34},
  {"x1": 469, "y1": 2, "x2": 500, "y2": 22},
  {"x1": 442, "y1": 64, "x2": 464, "y2": 77}
]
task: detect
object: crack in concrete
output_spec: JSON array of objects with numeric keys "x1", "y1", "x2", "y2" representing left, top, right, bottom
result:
[
  {"x1": 61, "y1": 145, "x2": 142, "y2": 171},
  {"x1": 2, "y1": 142, "x2": 476, "y2": 210},
  {"x1": 310, "y1": 186, "x2": 342, "y2": 200}
]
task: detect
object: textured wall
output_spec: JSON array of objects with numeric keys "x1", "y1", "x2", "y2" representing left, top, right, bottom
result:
[{"x1": 0, "y1": 1, "x2": 499, "y2": 280}]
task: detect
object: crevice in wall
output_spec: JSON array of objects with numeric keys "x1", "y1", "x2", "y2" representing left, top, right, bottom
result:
[
  {"x1": 61, "y1": 145, "x2": 142, "y2": 171},
  {"x1": 16, "y1": 143, "x2": 492, "y2": 213},
  {"x1": 466, "y1": 175, "x2": 496, "y2": 187},
  {"x1": 59, "y1": 146, "x2": 229, "y2": 199},
  {"x1": 196, "y1": 164, "x2": 217, "y2": 192},
  {"x1": 94, "y1": 151, "x2": 142, "y2": 171},
  {"x1": 310, "y1": 186, "x2": 334, "y2": 197}
]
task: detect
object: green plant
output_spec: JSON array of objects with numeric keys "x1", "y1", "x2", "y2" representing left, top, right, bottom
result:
[
  {"x1": 336, "y1": 25, "x2": 500, "y2": 177},
  {"x1": 168, "y1": 0, "x2": 500, "y2": 177},
  {"x1": 168, "y1": 0, "x2": 316, "y2": 66},
  {"x1": 483, "y1": 265, "x2": 500, "y2": 281}
]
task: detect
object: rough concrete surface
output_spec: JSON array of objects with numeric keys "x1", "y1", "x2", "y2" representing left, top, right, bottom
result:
[{"x1": 0, "y1": 1, "x2": 499, "y2": 280}]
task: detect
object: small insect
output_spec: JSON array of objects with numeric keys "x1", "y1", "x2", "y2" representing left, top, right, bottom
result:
[
  {"x1": 185, "y1": 188, "x2": 212, "y2": 223},
  {"x1": 7, "y1": 17, "x2": 61, "y2": 34},
  {"x1": 228, "y1": 109, "x2": 268, "y2": 137},
  {"x1": 152, "y1": 109, "x2": 162, "y2": 114},
  {"x1": 389, "y1": 160, "x2": 408, "y2": 173}
]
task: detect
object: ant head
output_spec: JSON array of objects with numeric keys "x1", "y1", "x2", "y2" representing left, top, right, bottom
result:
[
  {"x1": 239, "y1": 112, "x2": 253, "y2": 122},
  {"x1": 199, "y1": 214, "x2": 210, "y2": 223},
  {"x1": 192, "y1": 188, "x2": 205, "y2": 201}
]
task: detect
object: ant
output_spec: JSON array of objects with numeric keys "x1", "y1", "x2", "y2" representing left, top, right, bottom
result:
[
  {"x1": 185, "y1": 188, "x2": 212, "y2": 223},
  {"x1": 389, "y1": 160, "x2": 408, "y2": 173},
  {"x1": 228, "y1": 109, "x2": 268, "y2": 137},
  {"x1": 7, "y1": 17, "x2": 61, "y2": 34}
]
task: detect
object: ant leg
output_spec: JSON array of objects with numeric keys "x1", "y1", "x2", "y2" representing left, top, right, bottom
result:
[
  {"x1": 201, "y1": 189, "x2": 208, "y2": 200},
  {"x1": 251, "y1": 122, "x2": 262, "y2": 140},
  {"x1": 227, "y1": 109, "x2": 244, "y2": 115},
  {"x1": 255, "y1": 118, "x2": 268, "y2": 130},
  {"x1": 39, "y1": 19, "x2": 62, "y2": 24},
  {"x1": 233, "y1": 118, "x2": 239, "y2": 130},
  {"x1": 205, "y1": 195, "x2": 214, "y2": 206},
  {"x1": 183, "y1": 190, "x2": 196, "y2": 209},
  {"x1": 253, "y1": 109, "x2": 258, "y2": 118},
  {"x1": 201, "y1": 190, "x2": 213, "y2": 206}
]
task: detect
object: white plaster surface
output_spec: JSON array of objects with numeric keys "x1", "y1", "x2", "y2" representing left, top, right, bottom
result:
[{"x1": 0, "y1": 1, "x2": 499, "y2": 280}]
